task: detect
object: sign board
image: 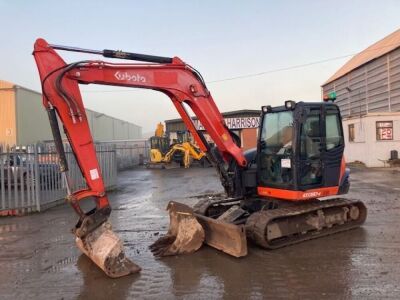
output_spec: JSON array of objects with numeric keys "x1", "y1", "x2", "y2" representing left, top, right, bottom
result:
[
  {"x1": 193, "y1": 117, "x2": 260, "y2": 131},
  {"x1": 376, "y1": 121, "x2": 393, "y2": 140},
  {"x1": 378, "y1": 128, "x2": 393, "y2": 140},
  {"x1": 281, "y1": 158, "x2": 291, "y2": 168}
]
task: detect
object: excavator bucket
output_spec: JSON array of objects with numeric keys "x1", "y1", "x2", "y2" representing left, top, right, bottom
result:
[
  {"x1": 76, "y1": 221, "x2": 141, "y2": 278},
  {"x1": 150, "y1": 201, "x2": 205, "y2": 257},
  {"x1": 150, "y1": 201, "x2": 248, "y2": 258}
]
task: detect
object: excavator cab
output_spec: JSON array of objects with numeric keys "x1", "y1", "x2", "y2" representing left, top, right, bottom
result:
[
  {"x1": 149, "y1": 136, "x2": 170, "y2": 163},
  {"x1": 150, "y1": 136, "x2": 170, "y2": 154},
  {"x1": 257, "y1": 101, "x2": 348, "y2": 200}
]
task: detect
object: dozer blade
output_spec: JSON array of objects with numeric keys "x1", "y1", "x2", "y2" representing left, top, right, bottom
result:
[
  {"x1": 150, "y1": 201, "x2": 247, "y2": 258},
  {"x1": 76, "y1": 221, "x2": 141, "y2": 278},
  {"x1": 150, "y1": 201, "x2": 205, "y2": 257},
  {"x1": 195, "y1": 214, "x2": 247, "y2": 257}
]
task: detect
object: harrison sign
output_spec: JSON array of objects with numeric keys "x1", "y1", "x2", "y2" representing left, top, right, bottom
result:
[{"x1": 193, "y1": 116, "x2": 260, "y2": 131}]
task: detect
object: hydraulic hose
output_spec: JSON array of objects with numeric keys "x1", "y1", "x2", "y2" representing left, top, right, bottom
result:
[{"x1": 46, "y1": 107, "x2": 68, "y2": 172}]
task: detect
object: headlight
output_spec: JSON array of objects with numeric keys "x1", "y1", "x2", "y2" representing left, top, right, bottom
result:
[{"x1": 284, "y1": 100, "x2": 296, "y2": 110}]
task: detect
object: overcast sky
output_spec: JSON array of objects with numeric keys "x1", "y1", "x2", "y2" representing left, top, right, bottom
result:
[{"x1": 0, "y1": 1, "x2": 399, "y2": 132}]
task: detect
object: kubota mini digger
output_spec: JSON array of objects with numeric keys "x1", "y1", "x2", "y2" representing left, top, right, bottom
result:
[{"x1": 33, "y1": 39, "x2": 367, "y2": 278}]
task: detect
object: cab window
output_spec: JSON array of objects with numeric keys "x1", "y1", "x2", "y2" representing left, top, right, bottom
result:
[
  {"x1": 259, "y1": 111, "x2": 294, "y2": 186},
  {"x1": 299, "y1": 109, "x2": 322, "y2": 186},
  {"x1": 325, "y1": 109, "x2": 343, "y2": 150},
  {"x1": 261, "y1": 111, "x2": 293, "y2": 153}
]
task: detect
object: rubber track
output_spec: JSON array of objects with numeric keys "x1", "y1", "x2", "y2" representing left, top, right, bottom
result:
[{"x1": 245, "y1": 198, "x2": 367, "y2": 249}]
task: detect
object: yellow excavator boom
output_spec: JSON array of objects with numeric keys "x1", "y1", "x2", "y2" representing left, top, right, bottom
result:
[
  {"x1": 155, "y1": 122, "x2": 165, "y2": 137},
  {"x1": 162, "y1": 142, "x2": 205, "y2": 168}
]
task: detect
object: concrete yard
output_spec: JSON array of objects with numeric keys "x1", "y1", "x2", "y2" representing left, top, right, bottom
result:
[{"x1": 0, "y1": 166, "x2": 399, "y2": 299}]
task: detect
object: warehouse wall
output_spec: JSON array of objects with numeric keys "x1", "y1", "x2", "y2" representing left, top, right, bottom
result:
[
  {"x1": 0, "y1": 82, "x2": 142, "y2": 146},
  {"x1": 128, "y1": 123, "x2": 141, "y2": 139},
  {"x1": 322, "y1": 47, "x2": 400, "y2": 168},
  {"x1": 87, "y1": 110, "x2": 114, "y2": 141},
  {"x1": 323, "y1": 47, "x2": 400, "y2": 116},
  {"x1": 343, "y1": 113, "x2": 400, "y2": 167},
  {"x1": 15, "y1": 87, "x2": 52, "y2": 145},
  {"x1": 0, "y1": 81, "x2": 16, "y2": 146},
  {"x1": 114, "y1": 120, "x2": 129, "y2": 140},
  {"x1": 86, "y1": 109, "x2": 142, "y2": 141}
]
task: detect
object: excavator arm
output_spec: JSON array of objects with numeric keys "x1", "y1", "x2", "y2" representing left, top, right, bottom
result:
[
  {"x1": 34, "y1": 39, "x2": 246, "y2": 197},
  {"x1": 162, "y1": 144, "x2": 187, "y2": 164},
  {"x1": 185, "y1": 142, "x2": 206, "y2": 161},
  {"x1": 161, "y1": 142, "x2": 205, "y2": 168},
  {"x1": 32, "y1": 38, "x2": 247, "y2": 277}
]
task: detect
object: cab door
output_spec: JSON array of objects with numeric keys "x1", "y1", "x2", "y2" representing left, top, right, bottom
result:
[
  {"x1": 298, "y1": 107, "x2": 324, "y2": 190},
  {"x1": 297, "y1": 104, "x2": 345, "y2": 190},
  {"x1": 322, "y1": 105, "x2": 345, "y2": 187}
]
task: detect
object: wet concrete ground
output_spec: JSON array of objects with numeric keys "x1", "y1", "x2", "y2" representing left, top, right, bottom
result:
[{"x1": 0, "y1": 166, "x2": 399, "y2": 299}]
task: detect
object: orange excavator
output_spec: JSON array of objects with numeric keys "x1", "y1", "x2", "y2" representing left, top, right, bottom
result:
[{"x1": 33, "y1": 39, "x2": 367, "y2": 278}]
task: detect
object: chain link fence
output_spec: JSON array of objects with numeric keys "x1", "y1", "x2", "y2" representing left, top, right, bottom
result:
[{"x1": 97, "y1": 139, "x2": 149, "y2": 170}]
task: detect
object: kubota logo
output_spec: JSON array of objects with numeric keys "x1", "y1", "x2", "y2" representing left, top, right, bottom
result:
[
  {"x1": 114, "y1": 71, "x2": 146, "y2": 83},
  {"x1": 302, "y1": 191, "x2": 321, "y2": 198}
]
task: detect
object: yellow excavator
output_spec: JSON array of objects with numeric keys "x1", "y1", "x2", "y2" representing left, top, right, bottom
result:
[{"x1": 148, "y1": 123, "x2": 206, "y2": 168}]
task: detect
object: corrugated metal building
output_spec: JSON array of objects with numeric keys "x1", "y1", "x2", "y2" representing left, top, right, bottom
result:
[
  {"x1": 322, "y1": 29, "x2": 400, "y2": 167},
  {"x1": 165, "y1": 110, "x2": 261, "y2": 151},
  {"x1": 0, "y1": 80, "x2": 142, "y2": 146}
]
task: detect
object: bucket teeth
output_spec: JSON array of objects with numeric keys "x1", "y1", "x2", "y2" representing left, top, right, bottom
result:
[
  {"x1": 76, "y1": 221, "x2": 141, "y2": 278},
  {"x1": 150, "y1": 201, "x2": 205, "y2": 257}
]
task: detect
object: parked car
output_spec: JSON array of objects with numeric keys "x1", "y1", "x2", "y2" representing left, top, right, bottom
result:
[
  {"x1": 0, "y1": 154, "x2": 61, "y2": 189},
  {"x1": 0, "y1": 155, "x2": 27, "y2": 188}
]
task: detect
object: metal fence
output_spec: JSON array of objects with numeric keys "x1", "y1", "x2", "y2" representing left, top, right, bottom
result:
[
  {"x1": 0, "y1": 143, "x2": 117, "y2": 215},
  {"x1": 97, "y1": 139, "x2": 149, "y2": 170}
]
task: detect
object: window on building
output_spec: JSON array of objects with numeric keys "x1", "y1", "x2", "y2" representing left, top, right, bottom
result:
[
  {"x1": 348, "y1": 124, "x2": 355, "y2": 142},
  {"x1": 376, "y1": 121, "x2": 393, "y2": 141}
]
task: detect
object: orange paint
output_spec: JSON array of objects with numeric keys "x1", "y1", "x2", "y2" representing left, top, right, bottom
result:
[
  {"x1": 257, "y1": 186, "x2": 339, "y2": 201},
  {"x1": 339, "y1": 156, "x2": 346, "y2": 184}
]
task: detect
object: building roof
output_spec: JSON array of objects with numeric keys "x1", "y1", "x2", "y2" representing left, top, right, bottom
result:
[
  {"x1": 0, "y1": 80, "x2": 15, "y2": 90},
  {"x1": 165, "y1": 109, "x2": 261, "y2": 123},
  {"x1": 0, "y1": 79, "x2": 141, "y2": 128},
  {"x1": 323, "y1": 29, "x2": 400, "y2": 86}
]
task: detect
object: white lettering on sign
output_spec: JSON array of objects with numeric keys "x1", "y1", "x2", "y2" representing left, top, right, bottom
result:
[
  {"x1": 193, "y1": 117, "x2": 260, "y2": 130},
  {"x1": 114, "y1": 71, "x2": 146, "y2": 83},
  {"x1": 90, "y1": 168, "x2": 99, "y2": 180},
  {"x1": 302, "y1": 191, "x2": 321, "y2": 198},
  {"x1": 376, "y1": 122, "x2": 392, "y2": 128}
]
